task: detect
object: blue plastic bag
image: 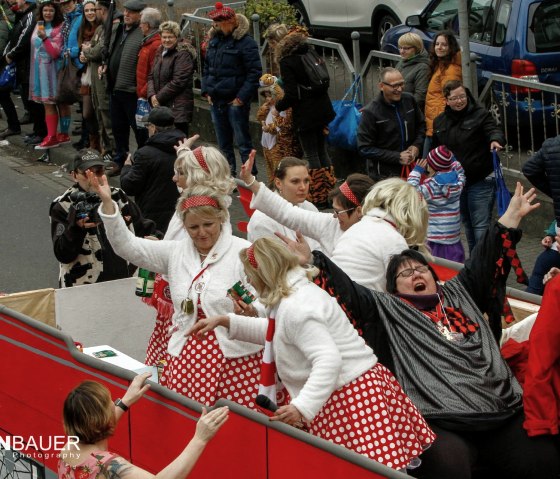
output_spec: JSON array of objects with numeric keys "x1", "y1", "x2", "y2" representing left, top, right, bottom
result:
[
  {"x1": 0, "y1": 63, "x2": 16, "y2": 91},
  {"x1": 493, "y1": 149, "x2": 511, "y2": 215},
  {"x1": 135, "y1": 98, "x2": 151, "y2": 128},
  {"x1": 328, "y1": 77, "x2": 362, "y2": 151}
]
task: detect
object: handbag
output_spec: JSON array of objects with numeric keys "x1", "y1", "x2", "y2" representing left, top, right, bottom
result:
[
  {"x1": 493, "y1": 149, "x2": 511, "y2": 215},
  {"x1": 135, "y1": 98, "x2": 151, "y2": 128},
  {"x1": 56, "y1": 54, "x2": 81, "y2": 104},
  {"x1": 327, "y1": 77, "x2": 362, "y2": 151},
  {"x1": 0, "y1": 63, "x2": 17, "y2": 91}
]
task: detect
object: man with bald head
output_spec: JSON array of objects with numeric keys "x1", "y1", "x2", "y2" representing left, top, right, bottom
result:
[{"x1": 358, "y1": 67, "x2": 425, "y2": 180}]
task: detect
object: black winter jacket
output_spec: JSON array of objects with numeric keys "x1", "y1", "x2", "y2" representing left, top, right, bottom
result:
[
  {"x1": 432, "y1": 89, "x2": 505, "y2": 186},
  {"x1": 357, "y1": 91, "x2": 425, "y2": 179},
  {"x1": 4, "y1": 5, "x2": 35, "y2": 80},
  {"x1": 522, "y1": 134, "x2": 560, "y2": 223},
  {"x1": 274, "y1": 32, "x2": 335, "y2": 132},
  {"x1": 201, "y1": 14, "x2": 261, "y2": 105},
  {"x1": 120, "y1": 128, "x2": 185, "y2": 232}
]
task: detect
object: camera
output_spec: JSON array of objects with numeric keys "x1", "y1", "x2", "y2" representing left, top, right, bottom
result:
[{"x1": 70, "y1": 191, "x2": 101, "y2": 224}]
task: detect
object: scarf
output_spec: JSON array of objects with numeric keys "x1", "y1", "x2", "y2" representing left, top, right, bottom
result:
[{"x1": 256, "y1": 309, "x2": 279, "y2": 413}]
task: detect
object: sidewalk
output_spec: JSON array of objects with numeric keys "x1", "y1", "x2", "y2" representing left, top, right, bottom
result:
[{"x1": 0, "y1": 96, "x2": 549, "y2": 293}]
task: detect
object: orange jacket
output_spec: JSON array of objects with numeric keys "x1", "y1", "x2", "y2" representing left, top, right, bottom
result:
[
  {"x1": 136, "y1": 31, "x2": 161, "y2": 99},
  {"x1": 424, "y1": 52, "x2": 462, "y2": 136}
]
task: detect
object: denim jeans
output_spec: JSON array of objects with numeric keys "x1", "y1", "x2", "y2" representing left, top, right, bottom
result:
[
  {"x1": 110, "y1": 90, "x2": 148, "y2": 166},
  {"x1": 298, "y1": 126, "x2": 331, "y2": 169},
  {"x1": 460, "y1": 176, "x2": 496, "y2": 253},
  {"x1": 210, "y1": 102, "x2": 256, "y2": 176}
]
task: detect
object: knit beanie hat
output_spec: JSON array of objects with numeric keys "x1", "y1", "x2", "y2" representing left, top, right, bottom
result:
[
  {"x1": 426, "y1": 145, "x2": 453, "y2": 172},
  {"x1": 208, "y1": 2, "x2": 235, "y2": 21}
]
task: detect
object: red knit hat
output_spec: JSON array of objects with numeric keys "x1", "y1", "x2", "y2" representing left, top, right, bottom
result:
[
  {"x1": 426, "y1": 145, "x2": 453, "y2": 172},
  {"x1": 208, "y1": 2, "x2": 236, "y2": 21}
]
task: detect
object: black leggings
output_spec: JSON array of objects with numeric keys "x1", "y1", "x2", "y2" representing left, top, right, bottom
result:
[{"x1": 414, "y1": 413, "x2": 560, "y2": 479}]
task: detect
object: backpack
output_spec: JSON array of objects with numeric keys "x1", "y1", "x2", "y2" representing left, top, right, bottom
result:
[{"x1": 298, "y1": 48, "x2": 330, "y2": 92}]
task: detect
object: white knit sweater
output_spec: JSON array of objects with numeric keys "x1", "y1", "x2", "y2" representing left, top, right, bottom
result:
[
  {"x1": 228, "y1": 268, "x2": 376, "y2": 420},
  {"x1": 250, "y1": 183, "x2": 342, "y2": 256},
  {"x1": 99, "y1": 202, "x2": 263, "y2": 358},
  {"x1": 331, "y1": 208, "x2": 408, "y2": 291}
]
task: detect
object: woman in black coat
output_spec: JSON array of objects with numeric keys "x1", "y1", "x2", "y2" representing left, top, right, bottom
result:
[
  {"x1": 274, "y1": 28, "x2": 335, "y2": 208},
  {"x1": 432, "y1": 80, "x2": 505, "y2": 253},
  {"x1": 147, "y1": 21, "x2": 195, "y2": 135}
]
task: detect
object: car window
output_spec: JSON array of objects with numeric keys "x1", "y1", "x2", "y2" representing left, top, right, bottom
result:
[
  {"x1": 469, "y1": 0, "x2": 496, "y2": 43},
  {"x1": 493, "y1": 1, "x2": 511, "y2": 46},
  {"x1": 528, "y1": 0, "x2": 560, "y2": 53}
]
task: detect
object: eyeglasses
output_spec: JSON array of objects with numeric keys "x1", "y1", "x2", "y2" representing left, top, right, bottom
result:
[
  {"x1": 332, "y1": 207, "x2": 355, "y2": 218},
  {"x1": 447, "y1": 94, "x2": 467, "y2": 102},
  {"x1": 382, "y1": 81, "x2": 405, "y2": 90},
  {"x1": 396, "y1": 265, "x2": 429, "y2": 279},
  {"x1": 174, "y1": 168, "x2": 185, "y2": 177},
  {"x1": 398, "y1": 46, "x2": 414, "y2": 51}
]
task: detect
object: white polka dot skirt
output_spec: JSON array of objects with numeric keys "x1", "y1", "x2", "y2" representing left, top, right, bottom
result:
[
  {"x1": 160, "y1": 330, "x2": 263, "y2": 410},
  {"x1": 144, "y1": 275, "x2": 173, "y2": 367},
  {"x1": 308, "y1": 363, "x2": 436, "y2": 471}
]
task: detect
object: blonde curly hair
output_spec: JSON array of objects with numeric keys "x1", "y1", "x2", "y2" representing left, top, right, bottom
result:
[
  {"x1": 176, "y1": 185, "x2": 229, "y2": 224},
  {"x1": 362, "y1": 178, "x2": 429, "y2": 254}
]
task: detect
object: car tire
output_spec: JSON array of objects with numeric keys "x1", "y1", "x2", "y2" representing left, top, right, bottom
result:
[
  {"x1": 292, "y1": 1, "x2": 310, "y2": 29},
  {"x1": 372, "y1": 12, "x2": 399, "y2": 49}
]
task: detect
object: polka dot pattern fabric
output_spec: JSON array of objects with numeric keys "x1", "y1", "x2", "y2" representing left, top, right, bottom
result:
[
  {"x1": 144, "y1": 275, "x2": 173, "y2": 366},
  {"x1": 160, "y1": 302, "x2": 262, "y2": 410},
  {"x1": 309, "y1": 363, "x2": 435, "y2": 471}
]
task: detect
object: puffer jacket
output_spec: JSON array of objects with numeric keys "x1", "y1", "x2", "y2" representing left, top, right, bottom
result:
[
  {"x1": 120, "y1": 128, "x2": 186, "y2": 233},
  {"x1": 201, "y1": 13, "x2": 261, "y2": 104},
  {"x1": 63, "y1": 4, "x2": 83, "y2": 68},
  {"x1": 432, "y1": 88, "x2": 505, "y2": 186},
  {"x1": 147, "y1": 41, "x2": 196, "y2": 124},
  {"x1": 425, "y1": 51, "x2": 462, "y2": 136},
  {"x1": 136, "y1": 31, "x2": 161, "y2": 98},
  {"x1": 522, "y1": 134, "x2": 560, "y2": 223},
  {"x1": 107, "y1": 21, "x2": 143, "y2": 93},
  {"x1": 396, "y1": 50, "x2": 430, "y2": 111},
  {"x1": 274, "y1": 31, "x2": 334, "y2": 132}
]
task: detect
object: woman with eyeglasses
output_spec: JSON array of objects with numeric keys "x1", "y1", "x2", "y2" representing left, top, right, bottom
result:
[
  {"x1": 432, "y1": 80, "x2": 505, "y2": 252},
  {"x1": 283, "y1": 183, "x2": 560, "y2": 478},
  {"x1": 247, "y1": 157, "x2": 320, "y2": 251},
  {"x1": 424, "y1": 30, "x2": 462, "y2": 156},
  {"x1": 239, "y1": 153, "x2": 373, "y2": 257},
  {"x1": 396, "y1": 32, "x2": 430, "y2": 111}
]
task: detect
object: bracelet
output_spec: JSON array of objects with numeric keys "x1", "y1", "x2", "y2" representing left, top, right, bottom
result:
[
  {"x1": 245, "y1": 176, "x2": 256, "y2": 187},
  {"x1": 114, "y1": 398, "x2": 129, "y2": 412}
]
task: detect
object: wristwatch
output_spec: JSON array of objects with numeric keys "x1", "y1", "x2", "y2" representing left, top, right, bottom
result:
[{"x1": 114, "y1": 398, "x2": 129, "y2": 412}]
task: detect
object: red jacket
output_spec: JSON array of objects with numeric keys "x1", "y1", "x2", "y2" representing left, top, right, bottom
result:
[
  {"x1": 136, "y1": 31, "x2": 161, "y2": 99},
  {"x1": 523, "y1": 274, "x2": 560, "y2": 436}
]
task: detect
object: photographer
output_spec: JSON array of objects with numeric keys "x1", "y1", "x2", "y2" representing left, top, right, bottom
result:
[{"x1": 49, "y1": 149, "x2": 158, "y2": 287}]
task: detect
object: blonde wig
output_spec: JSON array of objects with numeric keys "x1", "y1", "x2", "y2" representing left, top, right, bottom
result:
[
  {"x1": 398, "y1": 32, "x2": 424, "y2": 53},
  {"x1": 175, "y1": 146, "x2": 235, "y2": 197},
  {"x1": 362, "y1": 178, "x2": 429, "y2": 253},
  {"x1": 176, "y1": 185, "x2": 229, "y2": 224},
  {"x1": 240, "y1": 237, "x2": 299, "y2": 307}
]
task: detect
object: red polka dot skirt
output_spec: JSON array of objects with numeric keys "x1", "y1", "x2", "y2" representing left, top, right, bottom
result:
[
  {"x1": 144, "y1": 275, "x2": 174, "y2": 366},
  {"x1": 308, "y1": 363, "x2": 435, "y2": 471},
  {"x1": 160, "y1": 303, "x2": 262, "y2": 411}
]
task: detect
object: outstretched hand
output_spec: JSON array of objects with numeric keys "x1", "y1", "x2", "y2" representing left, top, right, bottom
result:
[
  {"x1": 499, "y1": 182, "x2": 540, "y2": 229},
  {"x1": 275, "y1": 230, "x2": 312, "y2": 265},
  {"x1": 175, "y1": 134, "x2": 200, "y2": 153},
  {"x1": 239, "y1": 149, "x2": 257, "y2": 185},
  {"x1": 122, "y1": 372, "x2": 151, "y2": 407},
  {"x1": 186, "y1": 315, "x2": 229, "y2": 339},
  {"x1": 195, "y1": 406, "x2": 229, "y2": 444}
]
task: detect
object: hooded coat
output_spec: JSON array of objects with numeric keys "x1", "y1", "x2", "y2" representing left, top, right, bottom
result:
[
  {"x1": 396, "y1": 50, "x2": 430, "y2": 111},
  {"x1": 274, "y1": 31, "x2": 335, "y2": 132},
  {"x1": 201, "y1": 13, "x2": 261, "y2": 105},
  {"x1": 147, "y1": 41, "x2": 196, "y2": 125}
]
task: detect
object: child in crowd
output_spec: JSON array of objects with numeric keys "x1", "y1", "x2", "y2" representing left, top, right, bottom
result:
[
  {"x1": 526, "y1": 220, "x2": 560, "y2": 295},
  {"x1": 407, "y1": 145, "x2": 466, "y2": 262},
  {"x1": 256, "y1": 74, "x2": 302, "y2": 183}
]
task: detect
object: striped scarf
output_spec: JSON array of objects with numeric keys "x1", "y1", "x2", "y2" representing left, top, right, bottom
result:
[{"x1": 256, "y1": 310, "x2": 279, "y2": 412}]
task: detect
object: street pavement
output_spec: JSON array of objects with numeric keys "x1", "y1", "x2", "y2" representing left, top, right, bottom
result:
[{"x1": 0, "y1": 99, "x2": 549, "y2": 295}]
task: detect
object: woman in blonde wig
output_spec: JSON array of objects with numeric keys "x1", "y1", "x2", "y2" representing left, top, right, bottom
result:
[
  {"x1": 330, "y1": 177, "x2": 429, "y2": 291},
  {"x1": 189, "y1": 237, "x2": 434, "y2": 472}
]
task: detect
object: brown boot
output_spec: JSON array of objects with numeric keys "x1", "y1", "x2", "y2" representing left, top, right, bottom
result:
[{"x1": 88, "y1": 133, "x2": 101, "y2": 152}]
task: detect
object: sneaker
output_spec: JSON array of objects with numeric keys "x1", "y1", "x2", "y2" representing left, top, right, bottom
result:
[
  {"x1": 57, "y1": 133, "x2": 71, "y2": 145},
  {"x1": 102, "y1": 152, "x2": 113, "y2": 163},
  {"x1": 35, "y1": 136, "x2": 60, "y2": 150},
  {"x1": 25, "y1": 135, "x2": 43, "y2": 146}
]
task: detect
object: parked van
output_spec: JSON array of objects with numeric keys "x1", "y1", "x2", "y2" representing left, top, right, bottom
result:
[{"x1": 381, "y1": 0, "x2": 560, "y2": 143}]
